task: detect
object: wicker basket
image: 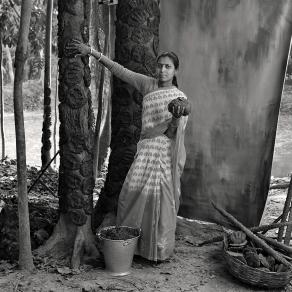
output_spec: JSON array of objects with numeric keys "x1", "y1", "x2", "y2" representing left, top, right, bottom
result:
[{"x1": 223, "y1": 235, "x2": 292, "y2": 288}]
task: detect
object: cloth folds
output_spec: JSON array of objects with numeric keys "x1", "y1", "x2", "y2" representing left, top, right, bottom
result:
[{"x1": 116, "y1": 86, "x2": 188, "y2": 261}]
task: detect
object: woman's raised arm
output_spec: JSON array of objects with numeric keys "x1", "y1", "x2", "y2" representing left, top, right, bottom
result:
[
  {"x1": 66, "y1": 39, "x2": 155, "y2": 94},
  {"x1": 97, "y1": 52, "x2": 155, "y2": 94}
]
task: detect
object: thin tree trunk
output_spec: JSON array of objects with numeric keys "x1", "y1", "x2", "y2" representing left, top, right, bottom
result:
[
  {"x1": 41, "y1": 0, "x2": 53, "y2": 168},
  {"x1": 4, "y1": 45, "x2": 14, "y2": 84},
  {"x1": 92, "y1": 5, "x2": 110, "y2": 179},
  {"x1": 97, "y1": 4, "x2": 114, "y2": 173},
  {"x1": 53, "y1": 69, "x2": 58, "y2": 167},
  {"x1": 0, "y1": 34, "x2": 5, "y2": 160},
  {"x1": 13, "y1": 0, "x2": 34, "y2": 271}
]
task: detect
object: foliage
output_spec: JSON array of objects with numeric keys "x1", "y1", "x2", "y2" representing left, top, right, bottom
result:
[
  {"x1": 0, "y1": 0, "x2": 19, "y2": 47},
  {"x1": 0, "y1": 0, "x2": 58, "y2": 63}
]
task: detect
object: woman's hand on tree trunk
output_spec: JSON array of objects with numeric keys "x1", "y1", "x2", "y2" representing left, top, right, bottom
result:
[{"x1": 65, "y1": 39, "x2": 91, "y2": 58}]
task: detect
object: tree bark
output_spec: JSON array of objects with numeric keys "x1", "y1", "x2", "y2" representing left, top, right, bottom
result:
[
  {"x1": 41, "y1": 0, "x2": 53, "y2": 168},
  {"x1": 13, "y1": 0, "x2": 34, "y2": 271},
  {"x1": 93, "y1": 0, "x2": 160, "y2": 230},
  {"x1": 0, "y1": 33, "x2": 5, "y2": 160},
  {"x1": 37, "y1": 0, "x2": 100, "y2": 268}
]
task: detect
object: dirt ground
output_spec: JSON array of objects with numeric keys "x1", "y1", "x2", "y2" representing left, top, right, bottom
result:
[{"x1": 0, "y1": 185, "x2": 291, "y2": 292}]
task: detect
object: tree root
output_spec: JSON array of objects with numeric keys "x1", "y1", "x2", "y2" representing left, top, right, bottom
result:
[{"x1": 36, "y1": 214, "x2": 100, "y2": 268}]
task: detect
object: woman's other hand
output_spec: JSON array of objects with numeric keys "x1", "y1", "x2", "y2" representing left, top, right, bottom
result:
[
  {"x1": 65, "y1": 39, "x2": 91, "y2": 58},
  {"x1": 168, "y1": 97, "x2": 191, "y2": 118}
]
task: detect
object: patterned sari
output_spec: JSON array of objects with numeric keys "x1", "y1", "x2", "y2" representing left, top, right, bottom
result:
[{"x1": 116, "y1": 86, "x2": 188, "y2": 261}]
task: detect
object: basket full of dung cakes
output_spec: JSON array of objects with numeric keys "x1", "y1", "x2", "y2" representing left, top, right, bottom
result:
[{"x1": 223, "y1": 231, "x2": 292, "y2": 289}]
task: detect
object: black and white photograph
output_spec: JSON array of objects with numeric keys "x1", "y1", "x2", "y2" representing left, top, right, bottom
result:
[{"x1": 1, "y1": 0, "x2": 292, "y2": 291}]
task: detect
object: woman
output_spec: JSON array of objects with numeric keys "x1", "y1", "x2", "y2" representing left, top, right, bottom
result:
[{"x1": 66, "y1": 40, "x2": 190, "y2": 261}]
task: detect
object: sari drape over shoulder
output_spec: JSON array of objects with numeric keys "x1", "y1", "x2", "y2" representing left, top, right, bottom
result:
[{"x1": 116, "y1": 86, "x2": 188, "y2": 261}]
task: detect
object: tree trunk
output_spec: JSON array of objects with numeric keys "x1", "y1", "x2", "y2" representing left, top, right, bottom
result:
[
  {"x1": 93, "y1": 0, "x2": 160, "y2": 229},
  {"x1": 13, "y1": 0, "x2": 34, "y2": 271},
  {"x1": 97, "y1": 5, "x2": 114, "y2": 174},
  {"x1": 90, "y1": 3, "x2": 111, "y2": 178},
  {"x1": 0, "y1": 34, "x2": 5, "y2": 160},
  {"x1": 53, "y1": 70, "x2": 58, "y2": 166},
  {"x1": 37, "y1": 0, "x2": 100, "y2": 268},
  {"x1": 3, "y1": 45, "x2": 14, "y2": 84},
  {"x1": 41, "y1": 0, "x2": 53, "y2": 168},
  {"x1": 92, "y1": 5, "x2": 110, "y2": 179}
]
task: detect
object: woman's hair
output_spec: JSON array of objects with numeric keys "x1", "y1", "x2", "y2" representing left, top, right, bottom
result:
[{"x1": 157, "y1": 51, "x2": 180, "y2": 87}]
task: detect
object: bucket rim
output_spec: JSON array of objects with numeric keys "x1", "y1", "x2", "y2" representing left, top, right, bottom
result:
[{"x1": 97, "y1": 225, "x2": 141, "y2": 241}]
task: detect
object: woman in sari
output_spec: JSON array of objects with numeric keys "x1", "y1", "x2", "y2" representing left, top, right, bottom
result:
[{"x1": 66, "y1": 40, "x2": 191, "y2": 261}]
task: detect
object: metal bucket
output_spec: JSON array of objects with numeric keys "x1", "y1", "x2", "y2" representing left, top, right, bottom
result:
[{"x1": 98, "y1": 226, "x2": 141, "y2": 276}]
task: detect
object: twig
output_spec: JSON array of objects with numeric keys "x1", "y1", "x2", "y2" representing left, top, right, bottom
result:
[
  {"x1": 38, "y1": 179, "x2": 57, "y2": 197},
  {"x1": 28, "y1": 150, "x2": 59, "y2": 193},
  {"x1": 211, "y1": 201, "x2": 292, "y2": 268}
]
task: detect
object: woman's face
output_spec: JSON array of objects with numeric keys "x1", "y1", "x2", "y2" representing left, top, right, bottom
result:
[{"x1": 156, "y1": 56, "x2": 177, "y2": 85}]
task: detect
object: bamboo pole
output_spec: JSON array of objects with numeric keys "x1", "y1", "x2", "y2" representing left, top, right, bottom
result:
[{"x1": 211, "y1": 201, "x2": 292, "y2": 268}]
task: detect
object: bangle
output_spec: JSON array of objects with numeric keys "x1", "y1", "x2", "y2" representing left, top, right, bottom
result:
[{"x1": 97, "y1": 52, "x2": 103, "y2": 62}]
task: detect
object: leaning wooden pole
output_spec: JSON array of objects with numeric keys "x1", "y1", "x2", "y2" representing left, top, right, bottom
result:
[
  {"x1": 13, "y1": 0, "x2": 34, "y2": 271},
  {"x1": 284, "y1": 176, "x2": 292, "y2": 245},
  {"x1": 212, "y1": 201, "x2": 292, "y2": 268},
  {"x1": 278, "y1": 174, "x2": 292, "y2": 242}
]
